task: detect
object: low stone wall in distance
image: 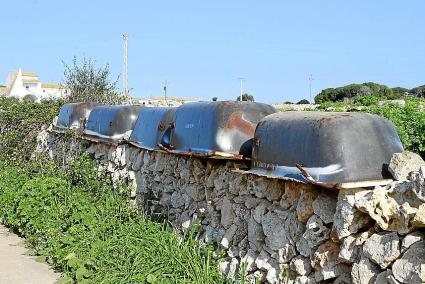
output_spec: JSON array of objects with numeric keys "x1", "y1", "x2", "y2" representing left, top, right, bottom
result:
[{"x1": 36, "y1": 130, "x2": 425, "y2": 284}]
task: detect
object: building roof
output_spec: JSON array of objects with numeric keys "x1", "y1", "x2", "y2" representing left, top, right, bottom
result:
[
  {"x1": 41, "y1": 83, "x2": 63, "y2": 89},
  {"x1": 21, "y1": 71, "x2": 38, "y2": 78},
  {"x1": 22, "y1": 79, "x2": 39, "y2": 84},
  {"x1": 0, "y1": 86, "x2": 9, "y2": 95}
]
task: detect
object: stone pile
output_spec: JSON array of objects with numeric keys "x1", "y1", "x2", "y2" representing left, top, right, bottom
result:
[{"x1": 36, "y1": 131, "x2": 425, "y2": 283}]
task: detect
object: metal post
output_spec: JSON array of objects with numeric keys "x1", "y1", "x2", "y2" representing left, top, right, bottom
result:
[
  {"x1": 164, "y1": 80, "x2": 168, "y2": 104},
  {"x1": 308, "y1": 74, "x2": 314, "y2": 103},
  {"x1": 122, "y1": 34, "x2": 128, "y2": 97},
  {"x1": 238, "y1": 77, "x2": 245, "y2": 101}
]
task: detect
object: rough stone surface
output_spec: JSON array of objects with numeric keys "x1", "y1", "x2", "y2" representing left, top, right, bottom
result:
[
  {"x1": 262, "y1": 212, "x2": 290, "y2": 251},
  {"x1": 401, "y1": 231, "x2": 425, "y2": 252},
  {"x1": 375, "y1": 270, "x2": 401, "y2": 284},
  {"x1": 389, "y1": 151, "x2": 425, "y2": 181},
  {"x1": 355, "y1": 181, "x2": 425, "y2": 234},
  {"x1": 221, "y1": 197, "x2": 235, "y2": 229},
  {"x1": 351, "y1": 257, "x2": 381, "y2": 284},
  {"x1": 315, "y1": 263, "x2": 351, "y2": 282},
  {"x1": 338, "y1": 234, "x2": 359, "y2": 263},
  {"x1": 333, "y1": 188, "x2": 372, "y2": 239},
  {"x1": 296, "y1": 190, "x2": 319, "y2": 223},
  {"x1": 299, "y1": 215, "x2": 330, "y2": 253},
  {"x1": 392, "y1": 240, "x2": 425, "y2": 284},
  {"x1": 38, "y1": 132, "x2": 425, "y2": 284},
  {"x1": 363, "y1": 232, "x2": 401, "y2": 269},
  {"x1": 289, "y1": 255, "x2": 312, "y2": 276},
  {"x1": 412, "y1": 203, "x2": 425, "y2": 228},
  {"x1": 312, "y1": 192, "x2": 337, "y2": 224}
]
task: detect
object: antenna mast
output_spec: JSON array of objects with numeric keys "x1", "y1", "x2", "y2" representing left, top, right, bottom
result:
[
  {"x1": 308, "y1": 74, "x2": 314, "y2": 102},
  {"x1": 238, "y1": 77, "x2": 245, "y2": 101},
  {"x1": 164, "y1": 80, "x2": 168, "y2": 104},
  {"x1": 122, "y1": 34, "x2": 128, "y2": 97}
]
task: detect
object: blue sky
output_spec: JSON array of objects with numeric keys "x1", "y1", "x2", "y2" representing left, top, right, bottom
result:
[{"x1": 1, "y1": 1, "x2": 424, "y2": 103}]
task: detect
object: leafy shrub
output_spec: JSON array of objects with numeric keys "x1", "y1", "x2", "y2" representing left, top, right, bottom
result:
[
  {"x1": 353, "y1": 95, "x2": 385, "y2": 106},
  {"x1": 361, "y1": 98, "x2": 425, "y2": 157},
  {"x1": 0, "y1": 98, "x2": 63, "y2": 166},
  {"x1": 236, "y1": 93, "x2": 254, "y2": 102},
  {"x1": 63, "y1": 56, "x2": 124, "y2": 104}
]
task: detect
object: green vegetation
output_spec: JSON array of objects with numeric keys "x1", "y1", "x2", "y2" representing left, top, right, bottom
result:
[
  {"x1": 63, "y1": 56, "x2": 123, "y2": 104},
  {"x1": 314, "y1": 82, "x2": 394, "y2": 104},
  {"x1": 410, "y1": 85, "x2": 425, "y2": 97},
  {"x1": 314, "y1": 82, "x2": 425, "y2": 104},
  {"x1": 0, "y1": 91, "x2": 423, "y2": 283},
  {"x1": 0, "y1": 157, "x2": 225, "y2": 283},
  {"x1": 296, "y1": 99, "x2": 310, "y2": 104},
  {"x1": 0, "y1": 98, "x2": 229, "y2": 283},
  {"x1": 236, "y1": 93, "x2": 254, "y2": 102},
  {"x1": 0, "y1": 97, "x2": 63, "y2": 166}
]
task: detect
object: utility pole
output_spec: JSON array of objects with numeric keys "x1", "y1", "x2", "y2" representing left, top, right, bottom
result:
[
  {"x1": 238, "y1": 77, "x2": 245, "y2": 101},
  {"x1": 163, "y1": 80, "x2": 168, "y2": 104},
  {"x1": 308, "y1": 74, "x2": 314, "y2": 102},
  {"x1": 122, "y1": 34, "x2": 128, "y2": 97}
]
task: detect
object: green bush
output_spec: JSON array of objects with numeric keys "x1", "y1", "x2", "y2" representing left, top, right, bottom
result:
[
  {"x1": 0, "y1": 98, "x2": 63, "y2": 166},
  {"x1": 0, "y1": 157, "x2": 225, "y2": 283},
  {"x1": 361, "y1": 98, "x2": 425, "y2": 157},
  {"x1": 353, "y1": 95, "x2": 385, "y2": 106}
]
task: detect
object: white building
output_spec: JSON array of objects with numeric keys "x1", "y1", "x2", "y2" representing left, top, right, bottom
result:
[{"x1": 1, "y1": 68, "x2": 67, "y2": 101}]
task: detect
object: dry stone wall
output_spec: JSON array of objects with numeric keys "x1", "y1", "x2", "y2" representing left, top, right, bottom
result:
[{"x1": 37, "y1": 130, "x2": 425, "y2": 284}]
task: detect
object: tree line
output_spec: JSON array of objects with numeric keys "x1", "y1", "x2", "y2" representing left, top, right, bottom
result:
[{"x1": 314, "y1": 82, "x2": 425, "y2": 104}]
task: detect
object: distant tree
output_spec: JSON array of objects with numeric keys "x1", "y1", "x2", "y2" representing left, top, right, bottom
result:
[
  {"x1": 314, "y1": 82, "x2": 394, "y2": 103},
  {"x1": 391, "y1": 87, "x2": 409, "y2": 98},
  {"x1": 212, "y1": 97, "x2": 218, "y2": 101},
  {"x1": 236, "y1": 93, "x2": 254, "y2": 102},
  {"x1": 296, "y1": 99, "x2": 310, "y2": 104},
  {"x1": 410, "y1": 85, "x2": 425, "y2": 97},
  {"x1": 63, "y1": 56, "x2": 121, "y2": 104},
  {"x1": 283, "y1": 101, "x2": 294, "y2": 104}
]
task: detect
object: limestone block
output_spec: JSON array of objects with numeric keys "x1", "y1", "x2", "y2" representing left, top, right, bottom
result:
[
  {"x1": 401, "y1": 231, "x2": 425, "y2": 253},
  {"x1": 355, "y1": 186, "x2": 418, "y2": 234},
  {"x1": 221, "y1": 197, "x2": 235, "y2": 229},
  {"x1": 296, "y1": 189, "x2": 319, "y2": 223},
  {"x1": 334, "y1": 188, "x2": 372, "y2": 239},
  {"x1": 290, "y1": 256, "x2": 312, "y2": 276},
  {"x1": 300, "y1": 215, "x2": 330, "y2": 252},
  {"x1": 312, "y1": 192, "x2": 337, "y2": 224},
  {"x1": 247, "y1": 216, "x2": 265, "y2": 251},
  {"x1": 392, "y1": 240, "x2": 425, "y2": 284},
  {"x1": 389, "y1": 151, "x2": 425, "y2": 181},
  {"x1": 363, "y1": 232, "x2": 401, "y2": 269},
  {"x1": 351, "y1": 257, "x2": 381, "y2": 284},
  {"x1": 261, "y1": 212, "x2": 291, "y2": 250},
  {"x1": 338, "y1": 234, "x2": 359, "y2": 263}
]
